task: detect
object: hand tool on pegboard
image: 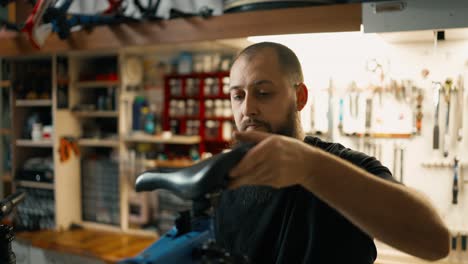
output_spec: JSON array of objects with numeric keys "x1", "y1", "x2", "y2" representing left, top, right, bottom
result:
[
  {"x1": 455, "y1": 75, "x2": 464, "y2": 142},
  {"x1": 443, "y1": 78, "x2": 452, "y2": 158},
  {"x1": 58, "y1": 136, "x2": 79, "y2": 162},
  {"x1": 452, "y1": 157, "x2": 460, "y2": 205},
  {"x1": 432, "y1": 82, "x2": 441, "y2": 150}
]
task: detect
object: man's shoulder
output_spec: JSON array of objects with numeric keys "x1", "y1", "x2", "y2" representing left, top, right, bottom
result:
[
  {"x1": 304, "y1": 136, "x2": 396, "y2": 183},
  {"x1": 303, "y1": 135, "x2": 346, "y2": 155}
]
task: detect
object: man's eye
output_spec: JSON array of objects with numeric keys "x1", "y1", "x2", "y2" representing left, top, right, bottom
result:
[
  {"x1": 231, "y1": 93, "x2": 244, "y2": 101},
  {"x1": 257, "y1": 90, "x2": 271, "y2": 97}
]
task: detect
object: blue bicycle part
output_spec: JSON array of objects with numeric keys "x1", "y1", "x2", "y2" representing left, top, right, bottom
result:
[{"x1": 119, "y1": 216, "x2": 214, "y2": 264}]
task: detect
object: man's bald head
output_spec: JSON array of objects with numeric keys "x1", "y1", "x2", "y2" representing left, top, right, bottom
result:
[{"x1": 233, "y1": 42, "x2": 304, "y2": 85}]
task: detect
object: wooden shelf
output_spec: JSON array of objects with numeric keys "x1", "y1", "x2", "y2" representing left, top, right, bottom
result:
[
  {"x1": 73, "y1": 111, "x2": 118, "y2": 118},
  {"x1": 15, "y1": 99, "x2": 52, "y2": 107},
  {"x1": 16, "y1": 180, "x2": 54, "y2": 190},
  {"x1": 0, "y1": 80, "x2": 11, "y2": 88},
  {"x1": 0, "y1": 3, "x2": 361, "y2": 56},
  {"x1": 16, "y1": 139, "x2": 53, "y2": 147},
  {"x1": 75, "y1": 80, "x2": 120, "y2": 89},
  {"x1": 78, "y1": 138, "x2": 119, "y2": 148},
  {"x1": 124, "y1": 134, "x2": 200, "y2": 145}
]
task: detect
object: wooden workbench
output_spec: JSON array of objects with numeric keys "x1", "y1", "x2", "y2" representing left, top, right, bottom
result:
[{"x1": 15, "y1": 229, "x2": 158, "y2": 263}]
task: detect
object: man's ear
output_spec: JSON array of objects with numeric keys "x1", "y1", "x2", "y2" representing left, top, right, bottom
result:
[{"x1": 295, "y1": 83, "x2": 308, "y2": 111}]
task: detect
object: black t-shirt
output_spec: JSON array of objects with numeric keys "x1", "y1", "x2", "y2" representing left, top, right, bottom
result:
[{"x1": 214, "y1": 136, "x2": 398, "y2": 264}]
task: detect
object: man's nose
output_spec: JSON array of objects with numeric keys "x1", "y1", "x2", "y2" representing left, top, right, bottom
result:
[{"x1": 241, "y1": 94, "x2": 259, "y2": 117}]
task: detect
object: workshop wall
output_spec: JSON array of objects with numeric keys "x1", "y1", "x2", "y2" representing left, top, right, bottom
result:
[{"x1": 250, "y1": 32, "x2": 468, "y2": 233}]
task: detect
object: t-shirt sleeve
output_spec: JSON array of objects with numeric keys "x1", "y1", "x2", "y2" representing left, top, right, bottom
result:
[
  {"x1": 305, "y1": 137, "x2": 399, "y2": 184},
  {"x1": 330, "y1": 143, "x2": 399, "y2": 183}
]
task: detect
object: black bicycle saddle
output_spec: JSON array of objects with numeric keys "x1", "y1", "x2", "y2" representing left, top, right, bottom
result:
[{"x1": 135, "y1": 143, "x2": 254, "y2": 200}]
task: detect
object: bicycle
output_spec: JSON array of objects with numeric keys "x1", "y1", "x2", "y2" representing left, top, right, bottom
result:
[
  {"x1": 0, "y1": 0, "x2": 215, "y2": 49},
  {"x1": 119, "y1": 143, "x2": 254, "y2": 264}
]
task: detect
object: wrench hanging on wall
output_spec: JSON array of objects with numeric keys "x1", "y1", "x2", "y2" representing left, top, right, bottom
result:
[{"x1": 443, "y1": 79, "x2": 452, "y2": 158}]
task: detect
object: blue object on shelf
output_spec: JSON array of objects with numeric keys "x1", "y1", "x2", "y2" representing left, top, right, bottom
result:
[{"x1": 132, "y1": 96, "x2": 148, "y2": 131}]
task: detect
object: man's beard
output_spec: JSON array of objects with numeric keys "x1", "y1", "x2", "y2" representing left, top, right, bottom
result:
[{"x1": 238, "y1": 102, "x2": 299, "y2": 140}]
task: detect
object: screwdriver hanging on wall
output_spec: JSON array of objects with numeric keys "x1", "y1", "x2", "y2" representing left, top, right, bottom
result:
[
  {"x1": 452, "y1": 157, "x2": 459, "y2": 205},
  {"x1": 432, "y1": 82, "x2": 441, "y2": 150},
  {"x1": 455, "y1": 75, "x2": 464, "y2": 142}
]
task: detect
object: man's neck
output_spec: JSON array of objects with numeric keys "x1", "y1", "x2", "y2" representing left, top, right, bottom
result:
[{"x1": 294, "y1": 126, "x2": 305, "y2": 141}]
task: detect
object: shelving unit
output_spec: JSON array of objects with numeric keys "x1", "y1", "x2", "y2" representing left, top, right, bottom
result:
[
  {"x1": 78, "y1": 138, "x2": 120, "y2": 148},
  {"x1": 72, "y1": 110, "x2": 119, "y2": 118},
  {"x1": 15, "y1": 99, "x2": 53, "y2": 107},
  {"x1": 7, "y1": 56, "x2": 57, "y2": 231},
  {"x1": 16, "y1": 180, "x2": 54, "y2": 190},
  {"x1": 64, "y1": 53, "x2": 123, "y2": 229},
  {"x1": 163, "y1": 71, "x2": 234, "y2": 154},
  {"x1": 124, "y1": 134, "x2": 201, "y2": 145},
  {"x1": 15, "y1": 139, "x2": 53, "y2": 147}
]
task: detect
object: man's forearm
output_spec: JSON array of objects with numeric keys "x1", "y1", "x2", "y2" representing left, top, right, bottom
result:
[{"x1": 302, "y1": 148, "x2": 450, "y2": 260}]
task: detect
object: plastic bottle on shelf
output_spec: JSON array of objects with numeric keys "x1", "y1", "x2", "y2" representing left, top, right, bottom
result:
[
  {"x1": 222, "y1": 76, "x2": 230, "y2": 93},
  {"x1": 205, "y1": 100, "x2": 213, "y2": 117},
  {"x1": 193, "y1": 120, "x2": 200, "y2": 135},
  {"x1": 223, "y1": 100, "x2": 232, "y2": 117},
  {"x1": 204, "y1": 78, "x2": 212, "y2": 96},
  {"x1": 186, "y1": 120, "x2": 192, "y2": 136},
  {"x1": 169, "y1": 100, "x2": 176, "y2": 117},
  {"x1": 132, "y1": 96, "x2": 147, "y2": 131},
  {"x1": 212, "y1": 78, "x2": 219, "y2": 96},
  {"x1": 140, "y1": 107, "x2": 150, "y2": 133},
  {"x1": 205, "y1": 120, "x2": 214, "y2": 139},
  {"x1": 187, "y1": 99, "x2": 194, "y2": 116},
  {"x1": 214, "y1": 99, "x2": 223, "y2": 117},
  {"x1": 144, "y1": 104, "x2": 157, "y2": 135},
  {"x1": 178, "y1": 100, "x2": 186, "y2": 117},
  {"x1": 31, "y1": 123, "x2": 43, "y2": 141}
]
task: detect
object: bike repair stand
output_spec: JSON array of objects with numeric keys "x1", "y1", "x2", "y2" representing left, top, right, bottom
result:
[{"x1": 0, "y1": 224, "x2": 16, "y2": 264}]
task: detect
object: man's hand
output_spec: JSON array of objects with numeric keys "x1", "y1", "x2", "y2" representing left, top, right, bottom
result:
[{"x1": 228, "y1": 131, "x2": 316, "y2": 189}]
